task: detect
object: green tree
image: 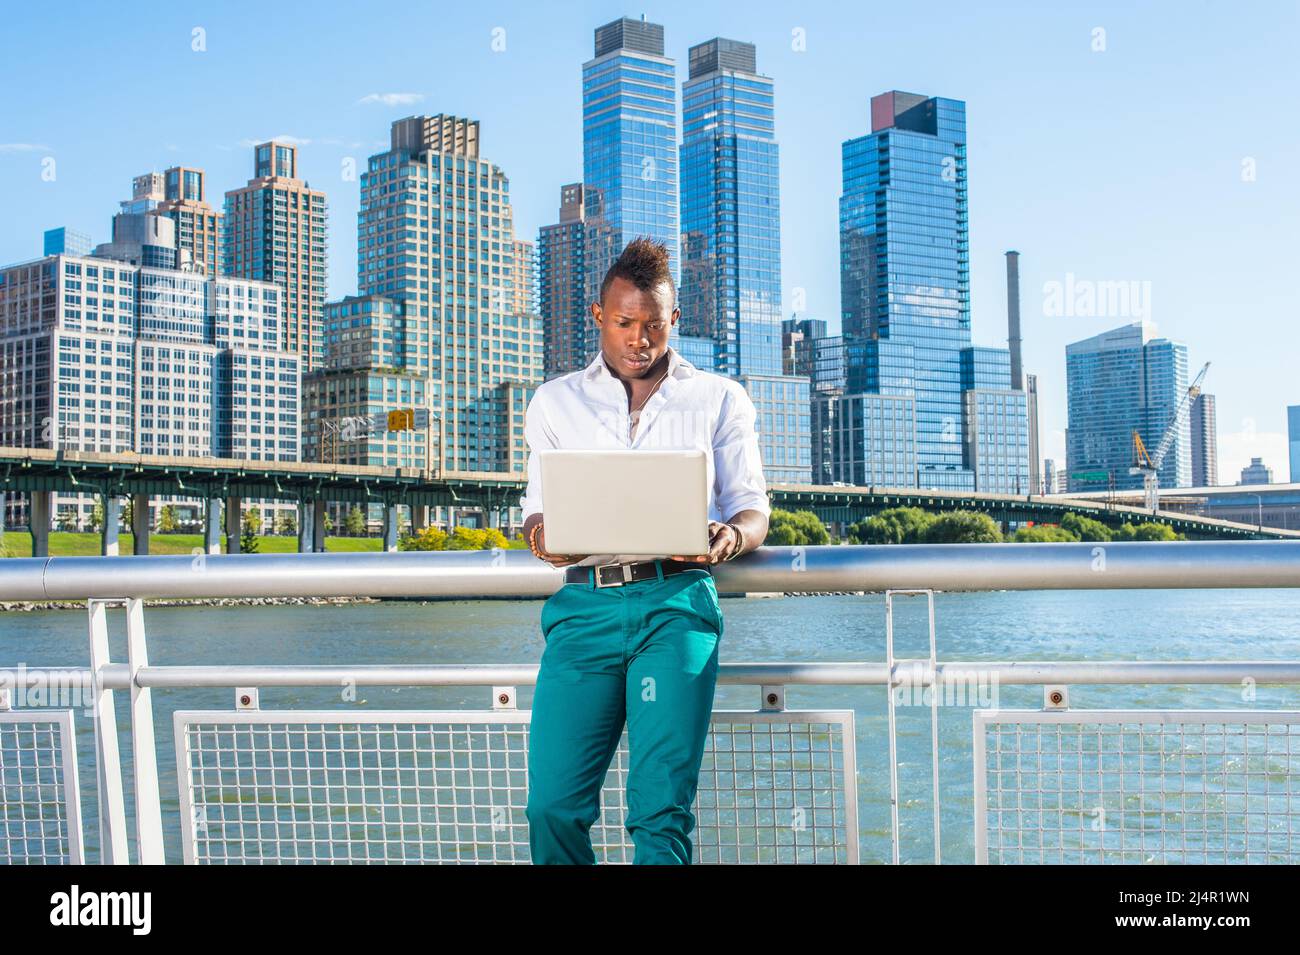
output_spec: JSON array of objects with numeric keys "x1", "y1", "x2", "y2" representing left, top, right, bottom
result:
[
  {"x1": 1014, "y1": 525, "x2": 1078, "y2": 542},
  {"x1": 767, "y1": 508, "x2": 829, "y2": 547},
  {"x1": 158, "y1": 504, "x2": 180, "y2": 534},
  {"x1": 853, "y1": 506, "x2": 935, "y2": 545},
  {"x1": 1115, "y1": 521, "x2": 1179, "y2": 541},
  {"x1": 922, "y1": 510, "x2": 1003, "y2": 544},
  {"x1": 89, "y1": 500, "x2": 105, "y2": 533},
  {"x1": 56, "y1": 510, "x2": 78, "y2": 532},
  {"x1": 275, "y1": 511, "x2": 297, "y2": 536},
  {"x1": 344, "y1": 506, "x2": 366, "y2": 537},
  {"x1": 239, "y1": 506, "x2": 261, "y2": 554},
  {"x1": 1060, "y1": 511, "x2": 1113, "y2": 542}
]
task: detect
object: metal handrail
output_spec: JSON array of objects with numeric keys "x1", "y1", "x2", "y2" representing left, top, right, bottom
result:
[
  {"x1": 2, "y1": 540, "x2": 1299, "y2": 600},
  {"x1": 8, "y1": 661, "x2": 1300, "y2": 691}
]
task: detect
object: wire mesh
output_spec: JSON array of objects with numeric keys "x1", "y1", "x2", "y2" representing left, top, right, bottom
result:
[
  {"x1": 975, "y1": 710, "x2": 1300, "y2": 864},
  {"x1": 175, "y1": 709, "x2": 856, "y2": 864},
  {"x1": 0, "y1": 711, "x2": 82, "y2": 864}
]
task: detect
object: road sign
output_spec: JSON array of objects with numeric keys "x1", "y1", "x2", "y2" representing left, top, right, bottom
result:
[
  {"x1": 384, "y1": 408, "x2": 430, "y2": 432},
  {"x1": 1070, "y1": 470, "x2": 1109, "y2": 482}
]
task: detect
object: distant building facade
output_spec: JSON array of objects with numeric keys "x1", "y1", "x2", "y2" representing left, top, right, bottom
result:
[{"x1": 1189, "y1": 392, "x2": 1218, "y2": 486}]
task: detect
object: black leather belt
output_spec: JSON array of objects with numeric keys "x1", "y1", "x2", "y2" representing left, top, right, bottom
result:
[{"x1": 565, "y1": 559, "x2": 711, "y2": 588}]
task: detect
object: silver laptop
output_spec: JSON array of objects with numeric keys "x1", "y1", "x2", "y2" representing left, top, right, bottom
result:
[{"x1": 539, "y1": 449, "x2": 710, "y2": 556}]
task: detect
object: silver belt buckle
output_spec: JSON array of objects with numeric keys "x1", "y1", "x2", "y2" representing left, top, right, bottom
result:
[{"x1": 594, "y1": 561, "x2": 633, "y2": 588}]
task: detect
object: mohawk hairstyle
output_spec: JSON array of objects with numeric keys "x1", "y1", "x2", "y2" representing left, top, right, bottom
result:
[{"x1": 599, "y1": 236, "x2": 675, "y2": 305}]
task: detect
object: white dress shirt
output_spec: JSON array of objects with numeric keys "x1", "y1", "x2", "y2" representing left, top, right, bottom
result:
[{"x1": 520, "y1": 345, "x2": 770, "y2": 567}]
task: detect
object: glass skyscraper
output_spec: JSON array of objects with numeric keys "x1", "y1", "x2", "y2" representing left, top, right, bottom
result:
[
  {"x1": 1288, "y1": 405, "x2": 1300, "y2": 483},
  {"x1": 840, "y1": 91, "x2": 973, "y2": 490},
  {"x1": 582, "y1": 17, "x2": 679, "y2": 316},
  {"x1": 679, "y1": 37, "x2": 781, "y2": 378},
  {"x1": 836, "y1": 91, "x2": 1028, "y2": 492},
  {"x1": 1065, "y1": 322, "x2": 1190, "y2": 493}
]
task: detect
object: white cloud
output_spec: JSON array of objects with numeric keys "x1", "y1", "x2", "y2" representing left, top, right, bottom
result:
[
  {"x1": 357, "y1": 92, "x2": 424, "y2": 107},
  {"x1": 0, "y1": 143, "x2": 52, "y2": 153}
]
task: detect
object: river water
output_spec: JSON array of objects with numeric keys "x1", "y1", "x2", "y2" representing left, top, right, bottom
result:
[{"x1": 4, "y1": 588, "x2": 1299, "y2": 863}]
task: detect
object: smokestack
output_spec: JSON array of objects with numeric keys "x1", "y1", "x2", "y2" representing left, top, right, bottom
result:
[{"x1": 1006, "y1": 250, "x2": 1023, "y2": 390}]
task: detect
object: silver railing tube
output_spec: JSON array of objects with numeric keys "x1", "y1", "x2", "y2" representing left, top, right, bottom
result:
[{"x1": 1, "y1": 540, "x2": 1298, "y2": 601}]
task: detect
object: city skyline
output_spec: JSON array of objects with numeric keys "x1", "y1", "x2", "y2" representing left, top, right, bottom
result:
[{"x1": 2, "y1": 1, "x2": 1297, "y2": 482}]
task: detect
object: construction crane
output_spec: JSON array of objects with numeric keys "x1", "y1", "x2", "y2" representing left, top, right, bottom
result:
[{"x1": 1130, "y1": 361, "x2": 1210, "y2": 513}]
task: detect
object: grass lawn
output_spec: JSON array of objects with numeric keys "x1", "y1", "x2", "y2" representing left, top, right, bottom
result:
[{"x1": 0, "y1": 531, "x2": 384, "y2": 558}]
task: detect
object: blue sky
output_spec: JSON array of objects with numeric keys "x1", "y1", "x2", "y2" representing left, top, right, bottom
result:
[{"x1": 2, "y1": 1, "x2": 1297, "y2": 480}]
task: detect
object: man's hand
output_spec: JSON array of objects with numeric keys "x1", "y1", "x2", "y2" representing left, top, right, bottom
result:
[
  {"x1": 524, "y1": 514, "x2": 584, "y2": 568},
  {"x1": 671, "y1": 520, "x2": 739, "y2": 565}
]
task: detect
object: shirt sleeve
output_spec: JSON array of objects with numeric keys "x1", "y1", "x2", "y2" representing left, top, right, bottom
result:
[
  {"x1": 713, "y1": 383, "x2": 771, "y2": 520},
  {"x1": 519, "y1": 389, "x2": 556, "y2": 521}
]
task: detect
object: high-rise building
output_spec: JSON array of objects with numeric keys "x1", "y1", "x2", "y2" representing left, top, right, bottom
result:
[
  {"x1": 1065, "y1": 322, "x2": 1190, "y2": 493},
  {"x1": 838, "y1": 90, "x2": 1026, "y2": 493},
  {"x1": 0, "y1": 253, "x2": 300, "y2": 527},
  {"x1": 1189, "y1": 392, "x2": 1218, "y2": 486},
  {"x1": 158, "y1": 166, "x2": 223, "y2": 276},
  {"x1": 1240, "y1": 457, "x2": 1273, "y2": 485},
  {"x1": 43, "y1": 227, "x2": 92, "y2": 257},
  {"x1": 1288, "y1": 405, "x2": 1300, "y2": 483},
  {"x1": 92, "y1": 174, "x2": 177, "y2": 269},
  {"x1": 679, "y1": 37, "x2": 780, "y2": 378},
  {"x1": 840, "y1": 91, "x2": 970, "y2": 490},
  {"x1": 678, "y1": 36, "x2": 805, "y2": 484},
  {"x1": 224, "y1": 142, "x2": 328, "y2": 369},
  {"x1": 583, "y1": 17, "x2": 679, "y2": 308},
  {"x1": 306, "y1": 115, "x2": 542, "y2": 480},
  {"x1": 1043, "y1": 458, "x2": 1060, "y2": 494},
  {"x1": 538, "y1": 183, "x2": 588, "y2": 377},
  {"x1": 1026, "y1": 373, "x2": 1041, "y2": 494}
]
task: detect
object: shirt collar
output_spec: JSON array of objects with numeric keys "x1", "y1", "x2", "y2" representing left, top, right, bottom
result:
[{"x1": 583, "y1": 344, "x2": 696, "y2": 383}]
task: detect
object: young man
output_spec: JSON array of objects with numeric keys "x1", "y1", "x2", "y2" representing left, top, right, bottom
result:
[{"x1": 519, "y1": 237, "x2": 771, "y2": 864}]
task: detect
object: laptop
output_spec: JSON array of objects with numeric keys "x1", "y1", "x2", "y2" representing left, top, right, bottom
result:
[{"x1": 539, "y1": 449, "x2": 710, "y2": 556}]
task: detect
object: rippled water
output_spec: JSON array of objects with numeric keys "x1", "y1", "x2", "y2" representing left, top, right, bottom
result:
[{"x1": 4, "y1": 588, "x2": 1299, "y2": 863}]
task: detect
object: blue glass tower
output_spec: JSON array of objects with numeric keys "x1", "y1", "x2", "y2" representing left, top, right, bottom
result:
[
  {"x1": 679, "y1": 37, "x2": 781, "y2": 378},
  {"x1": 1065, "y1": 322, "x2": 1190, "y2": 493},
  {"x1": 583, "y1": 16, "x2": 679, "y2": 325},
  {"x1": 840, "y1": 91, "x2": 972, "y2": 490}
]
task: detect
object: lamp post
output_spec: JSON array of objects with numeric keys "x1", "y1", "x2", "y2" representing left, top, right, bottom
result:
[{"x1": 1248, "y1": 492, "x2": 1263, "y2": 532}]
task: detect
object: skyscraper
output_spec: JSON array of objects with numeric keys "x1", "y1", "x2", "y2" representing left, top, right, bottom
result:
[
  {"x1": 1065, "y1": 322, "x2": 1190, "y2": 493},
  {"x1": 678, "y1": 36, "x2": 806, "y2": 484},
  {"x1": 0, "y1": 252, "x2": 300, "y2": 527},
  {"x1": 1189, "y1": 392, "x2": 1218, "y2": 486},
  {"x1": 1240, "y1": 457, "x2": 1273, "y2": 484},
  {"x1": 158, "y1": 166, "x2": 223, "y2": 276},
  {"x1": 307, "y1": 115, "x2": 541, "y2": 480},
  {"x1": 838, "y1": 90, "x2": 1026, "y2": 492},
  {"x1": 679, "y1": 37, "x2": 780, "y2": 378},
  {"x1": 583, "y1": 17, "x2": 678, "y2": 313},
  {"x1": 1288, "y1": 405, "x2": 1300, "y2": 483},
  {"x1": 538, "y1": 183, "x2": 587, "y2": 378},
  {"x1": 92, "y1": 174, "x2": 177, "y2": 269},
  {"x1": 224, "y1": 142, "x2": 328, "y2": 370}
]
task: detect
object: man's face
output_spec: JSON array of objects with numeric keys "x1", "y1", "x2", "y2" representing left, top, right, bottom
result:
[{"x1": 592, "y1": 275, "x2": 680, "y2": 380}]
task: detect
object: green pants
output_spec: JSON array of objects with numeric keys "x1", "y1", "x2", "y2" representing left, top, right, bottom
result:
[{"x1": 526, "y1": 563, "x2": 724, "y2": 864}]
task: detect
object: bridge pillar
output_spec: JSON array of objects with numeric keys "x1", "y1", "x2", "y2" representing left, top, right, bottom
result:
[
  {"x1": 412, "y1": 504, "x2": 429, "y2": 534},
  {"x1": 487, "y1": 507, "x2": 500, "y2": 531},
  {"x1": 131, "y1": 493, "x2": 150, "y2": 556},
  {"x1": 312, "y1": 500, "x2": 327, "y2": 553},
  {"x1": 382, "y1": 503, "x2": 400, "y2": 553},
  {"x1": 101, "y1": 494, "x2": 120, "y2": 557},
  {"x1": 447, "y1": 506, "x2": 457, "y2": 531},
  {"x1": 29, "y1": 490, "x2": 52, "y2": 558},
  {"x1": 297, "y1": 501, "x2": 314, "y2": 554},
  {"x1": 225, "y1": 496, "x2": 242, "y2": 555},
  {"x1": 203, "y1": 499, "x2": 222, "y2": 554}
]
